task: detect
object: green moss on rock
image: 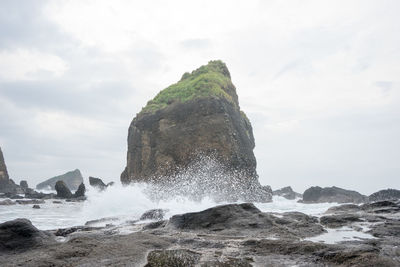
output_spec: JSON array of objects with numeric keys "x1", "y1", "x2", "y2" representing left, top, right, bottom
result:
[{"x1": 141, "y1": 60, "x2": 236, "y2": 114}]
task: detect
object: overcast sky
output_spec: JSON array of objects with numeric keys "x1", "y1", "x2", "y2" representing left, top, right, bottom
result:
[{"x1": 0, "y1": 0, "x2": 399, "y2": 194}]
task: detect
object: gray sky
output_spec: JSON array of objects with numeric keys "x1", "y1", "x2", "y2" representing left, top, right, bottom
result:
[{"x1": 0, "y1": 0, "x2": 399, "y2": 195}]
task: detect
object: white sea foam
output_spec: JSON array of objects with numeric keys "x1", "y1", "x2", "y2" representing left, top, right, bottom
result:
[{"x1": 0, "y1": 183, "x2": 341, "y2": 230}]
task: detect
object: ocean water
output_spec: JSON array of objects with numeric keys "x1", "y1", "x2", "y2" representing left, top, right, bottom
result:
[{"x1": 0, "y1": 183, "x2": 339, "y2": 230}]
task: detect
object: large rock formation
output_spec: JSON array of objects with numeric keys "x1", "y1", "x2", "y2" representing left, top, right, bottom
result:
[
  {"x1": 121, "y1": 60, "x2": 271, "y2": 202},
  {"x1": 369, "y1": 188, "x2": 400, "y2": 202},
  {"x1": 0, "y1": 147, "x2": 21, "y2": 194},
  {"x1": 36, "y1": 169, "x2": 83, "y2": 191},
  {"x1": 301, "y1": 186, "x2": 368, "y2": 204}
]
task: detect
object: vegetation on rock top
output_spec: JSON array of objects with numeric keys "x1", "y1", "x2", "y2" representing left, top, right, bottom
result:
[{"x1": 140, "y1": 60, "x2": 237, "y2": 114}]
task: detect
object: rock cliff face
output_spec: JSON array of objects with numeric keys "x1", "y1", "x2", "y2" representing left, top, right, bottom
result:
[
  {"x1": 0, "y1": 147, "x2": 9, "y2": 182},
  {"x1": 121, "y1": 60, "x2": 270, "y2": 202},
  {"x1": 0, "y1": 147, "x2": 19, "y2": 194},
  {"x1": 36, "y1": 169, "x2": 83, "y2": 191}
]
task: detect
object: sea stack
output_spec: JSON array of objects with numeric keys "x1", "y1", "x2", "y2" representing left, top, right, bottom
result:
[
  {"x1": 0, "y1": 147, "x2": 18, "y2": 194},
  {"x1": 121, "y1": 60, "x2": 271, "y2": 202},
  {"x1": 36, "y1": 169, "x2": 84, "y2": 191}
]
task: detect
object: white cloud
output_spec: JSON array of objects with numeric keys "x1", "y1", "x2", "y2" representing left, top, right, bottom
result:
[{"x1": 0, "y1": 49, "x2": 68, "y2": 80}]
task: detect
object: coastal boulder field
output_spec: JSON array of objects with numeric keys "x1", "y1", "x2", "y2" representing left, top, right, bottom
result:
[{"x1": 121, "y1": 60, "x2": 271, "y2": 202}]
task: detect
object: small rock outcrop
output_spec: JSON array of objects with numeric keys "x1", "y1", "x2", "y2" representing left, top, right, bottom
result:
[
  {"x1": 301, "y1": 186, "x2": 367, "y2": 204},
  {"x1": 55, "y1": 180, "x2": 73, "y2": 198},
  {"x1": 140, "y1": 209, "x2": 167, "y2": 221},
  {"x1": 19, "y1": 180, "x2": 28, "y2": 190},
  {"x1": 89, "y1": 176, "x2": 107, "y2": 190},
  {"x1": 369, "y1": 188, "x2": 400, "y2": 202},
  {"x1": 273, "y1": 186, "x2": 302, "y2": 200},
  {"x1": 74, "y1": 182, "x2": 86, "y2": 198},
  {"x1": 0, "y1": 218, "x2": 54, "y2": 252},
  {"x1": 121, "y1": 60, "x2": 271, "y2": 202},
  {"x1": 36, "y1": 169, "x2": 83, "y2": 191}
]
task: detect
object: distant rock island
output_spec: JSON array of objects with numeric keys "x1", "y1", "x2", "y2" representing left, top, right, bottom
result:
[
  {"x1": 36, "y1": 169, "x2": 83, "y2": 191},
  {"x1": 121, "y1": 60, "x2": 271, "y2": 202}
]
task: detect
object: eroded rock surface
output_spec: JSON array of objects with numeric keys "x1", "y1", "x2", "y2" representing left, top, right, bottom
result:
[
  {"x1": 301, "y1": 186, "x2": 368, "y2": 204},
  {"x1": 121, "y1": 61, "x2": 272, "y2": 202},
  {"x1": 369, "y1": 188, "x2": 400, "y2": 202},
  {"x1": 0, "y1": 202, "x2": 399, "y2": 266}
]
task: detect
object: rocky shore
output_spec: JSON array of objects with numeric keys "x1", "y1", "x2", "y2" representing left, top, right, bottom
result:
[{"x1": 1, "y1": 199, "x2": 399, "y2": 266}]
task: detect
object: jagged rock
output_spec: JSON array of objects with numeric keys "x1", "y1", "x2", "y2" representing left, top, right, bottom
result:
[
  {"x1": 121, "y1": 60, "x2": 271, "y2": 202},
  {"x1": 0, "y1": 147, "x2": 20, "y2": 194},
  {"x1": 140, "y1": 209, "x2": 168, "y2": 221},
  {"x1": 145, "y1": 249, "x2": 201, "y2": 267},
  {"x1": 89, "y1": 176, "x2": 107, "y2": 190},
  {"x1": 168, "y1": 203, "x2": 324, "y2": 239},
  {"x1": 36, "y1": 169, "x2": 83, "y2": 191},
  {"x1": 32, "y1": 205, "x2": 40, "y2": 209},
  {"x1": 301, "y1": 186, "x2": 368, "y2": 204},
  {"x1": 19, "y1": 180, "x2": 28, "y2": 189},
  {"x1": 0, "y1": 218, "x2": 54, "y2": 252},
  {"x1": 320, "y1": 214, "x2": 363, "y2": 228},
  {"x1": 273, "y1": 186, "x2": 302, "y2": 200},
  {"x1": 369, "y1": 188, "x2": 400, "y2": 202},
  {"x1": 74, "y1": 182, "x2": 85, "y2": 198},
  {"x1": 55, "y1": 180, "x2": 73, "y2": 198}
]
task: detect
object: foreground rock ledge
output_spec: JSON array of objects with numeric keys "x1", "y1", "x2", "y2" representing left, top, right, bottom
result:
[{"x1": 1, "y1": 202, "x2": 399, "y2": 266}]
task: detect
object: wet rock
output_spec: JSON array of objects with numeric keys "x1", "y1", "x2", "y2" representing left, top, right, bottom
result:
[
  {"x1": 15, "y1": 199, "x2": 45, "y2": 205},
  {"x1": 74, "y1": 182, "x2": 85, "y2": 197},
  {"x1": 325, "y1": 204, "x2": 362, "y2": 214},
  {"x1": 145, "y1": 249, "x2": 201, "y2": 267},
  {"x1": 121, "y1": 61, "x2": 272, "y2": 203},
  {"x1": 85, "y1": 217, "x2": 119, "y2": 226},
  {"x1": 369, "y1": 188, "x2": 400, "y2": 202},
  {"x1": 89, "y1": 176, "x2": 107, "y2": 190},
  {"x1": 0, "y1": 147, "x2": 21, "y2": 194},
  {"x1": 301, "y1": 186, "x2": 368, "y2": 204},
  {"x1": 19, "y1": 180, "x2": 28, "y2": 190},
  {"x1": 273, "y1": 186, "x2": 302, "y2": 200},
  {"x1": 52, "y1": 200, "x2": 62, "y2": 204},
  {"x1": 24, "y1": 191, "x2": 54, "y2": 199},
  {"x1": 140, "y1": 209, "x2": 168, "y2": 221},
  {"x1": 36, "y1": 169, "x2": 83, "y2": 191},
  {"x1": 55, "y1": 180, "x2": 73, "y2": 198},
  {"x1": 32, "y1": 204, "x2": 40, "y2": 209},
  {"x1": 0, "y1": 218, "x2": 54, "y2": 252},
  {"x1": 168, "y1": 203, "x2": 324, "y2": 239},
  {"x1": 361, "y1": 200, "x2": 400, "y2": 213},
  {"x1": 54, "y1": 226, "x2": 101, "y2": 237},
  {"x1": 0, "y1": 199, "x2": 15, "y2": 205},
  {"x1": 320, "y1": 214, "x2": 363, "y2": 228}
]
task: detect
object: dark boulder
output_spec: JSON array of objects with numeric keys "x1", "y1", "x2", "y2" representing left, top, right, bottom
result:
[
  {"x1": 74, "y1": 182, "x2": 86, "y2": 198},
  {"x1": 301, "y1": 186, "x2": 368, "y2": 204},
  {"x1": 168, "y1": 203, "x2": 324, "y2": 239},
  {"x1": 32, "y1": 204, "x2": 40, "y2": 209},
  {"x1": 55, "y1": 180, "x2": 73, "y2": 198},
  {"x1": 89, "y1": 176, "x2": 107, "y2": 190},
  {"x1": 140, "y1": 209, "x2": 168, "y2": 221},
  {"x1": 0, "y1": 218, "x2": 54, "y2": 252},
  {"x1": 369, "y1": 189, "x2": 400, "y2": 202},
  {"x1": 19, "y1": 180, "x2": 28, "y2": 189},
  {"x1": 36, "y1": 169, "x2": 83, "y2": 191},
  {"x1": 273, "y1": 186, "x2": 302, "y2": 200},
  {"x1": 121, "y1": 61, "x2": 272, "y2": 202}
]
